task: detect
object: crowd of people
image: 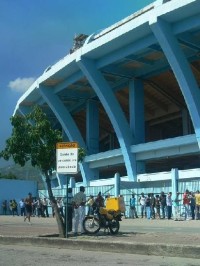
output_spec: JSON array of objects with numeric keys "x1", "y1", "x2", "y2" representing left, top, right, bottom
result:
[
  {"x1": 1, "y1": 188, "x2": 109, "y2": 235},
  {"x1": 1, "y1": 193, "x2": 51, "y2": 223},
  {"x1": 2, "y1": 188, "x2": 200, "y2": 235},
  {"x1": 129, "y1": 189, "x2": 200, "y2": 221}
]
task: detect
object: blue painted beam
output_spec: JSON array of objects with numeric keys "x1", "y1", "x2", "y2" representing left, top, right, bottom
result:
[
  {"x1": 39, "y1": 85, "x2": 98, "y2": 185},
  {"x1": 76, "y1": 56, "x2": 137, "y2": 181},
  {"x1": 85, "y1": 134, "x2": 198, "y2": 169},
  {"x1": 173, "y1": 13, "x2": 200, "y2": 35},
  {"x1": 96, "y1": 35, "x2": 156, "y2": 70},
  {"x1": 54, "y1": 71, "x2": 83, "y2": 94},
  {"x1": 150, "y1": 17, "x2": 200, "y2": 148}
]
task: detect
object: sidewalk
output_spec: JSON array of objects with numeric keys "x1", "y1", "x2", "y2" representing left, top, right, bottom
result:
[{"x1": 0, "y1": 215, "x2": 200, "y2": 258}]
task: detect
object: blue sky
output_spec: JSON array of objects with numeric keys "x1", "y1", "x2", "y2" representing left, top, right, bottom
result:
[{"x1": 0, "y1": 0, "x2": 153, "y2": 167}]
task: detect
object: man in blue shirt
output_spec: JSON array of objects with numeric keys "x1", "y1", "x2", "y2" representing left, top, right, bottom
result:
[{"x1": 130, "y1": 194, "x2": 138, "y2": 218}]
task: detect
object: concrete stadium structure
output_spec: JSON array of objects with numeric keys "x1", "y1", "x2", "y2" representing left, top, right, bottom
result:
[{"x1": 14, "y1": 0, "x2": 200, "y2": 198}]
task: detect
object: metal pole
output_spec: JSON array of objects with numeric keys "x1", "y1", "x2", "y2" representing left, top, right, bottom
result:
[{"x1": 65, "y1": 175, "x2": 69, "y2": 238}]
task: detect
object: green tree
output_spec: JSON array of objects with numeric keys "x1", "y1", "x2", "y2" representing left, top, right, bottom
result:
[
  {"x1": 0, "y1": 172, "x2": 17, "y2": 179},
  {"x1": 0, "y1": 106, "x2": 85, "y2": 237}
]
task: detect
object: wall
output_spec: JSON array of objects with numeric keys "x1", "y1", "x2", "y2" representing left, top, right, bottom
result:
[{"x1": 0, "y1": 179, "x2": 38, "y2": 215}]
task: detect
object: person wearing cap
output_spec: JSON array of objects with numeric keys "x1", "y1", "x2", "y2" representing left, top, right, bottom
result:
[{"x1": 72, "y1": 186, "x2": 86, "y2": 236}]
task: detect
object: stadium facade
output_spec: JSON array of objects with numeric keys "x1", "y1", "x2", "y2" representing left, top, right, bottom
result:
[{"x1": 14, "y1": 0, "x2": 200, "y2": 199}]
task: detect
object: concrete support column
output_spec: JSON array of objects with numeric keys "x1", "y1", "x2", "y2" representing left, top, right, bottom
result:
[
  {"x1": 182, "y1": 109, "x2": 190, "y2": 136},
  {"x1": 114, "y1": 172, "x2": 120, "y2": 197},
  {"x1": 129, "y1": 80, "x2": 145, "y2": 173},
  {"x1": 129, "y1": 80, "x2": 145, "y2": 143},
  {"x1": 57, "y1": 174, "x2": 66, "y2": 188},
  {"x1": 86, "y1": 99, "x2": 99, "y2": 154},
  {"x1": 51, "y1": 179, "x2": 59, "y2": 188},
  {"x1": 69, "y1": 177, "x2": 76, "y2": 188},
  {"x1": 171, "y1": 168, "x2": 178, "y2": 195},
  {"x1": 40, "y1": 173, "x2": 47, "y2": 190},
  {"x1": 171, "y1": 168, "x2": 179, "y2": 216}
]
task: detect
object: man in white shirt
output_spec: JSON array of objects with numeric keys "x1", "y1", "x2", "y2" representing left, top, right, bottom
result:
[
  {"x1": 72, "y1": 186, "x2": 86, "y2": 236},
  {"x1": 42, "y1": 198, "x2": 49, "y2": 217},
  {"x1": 139, "y1": 193, "x2": 146, "y2": 218}
]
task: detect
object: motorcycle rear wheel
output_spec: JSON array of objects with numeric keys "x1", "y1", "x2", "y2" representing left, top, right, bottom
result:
[
  {"x1": 109, "y1": 218, "x2": 120, "y2": 234},
  {"x1": 83, "y1": 216, "x2": 100, "y2": 234}
]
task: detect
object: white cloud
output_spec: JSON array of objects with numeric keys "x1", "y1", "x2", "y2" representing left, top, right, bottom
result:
[{"x1": 8, "y1": 77, "x2": 35, "y2": 93}]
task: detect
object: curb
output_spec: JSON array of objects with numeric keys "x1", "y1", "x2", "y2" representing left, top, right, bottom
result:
[{"x1": 0, "y1": 235, "x2": 200, "y2": 259}]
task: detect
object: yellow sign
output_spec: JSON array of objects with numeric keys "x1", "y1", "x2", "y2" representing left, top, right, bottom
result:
[{"x1": 56, "y1": 142, "x2": 78, "y2": 149}]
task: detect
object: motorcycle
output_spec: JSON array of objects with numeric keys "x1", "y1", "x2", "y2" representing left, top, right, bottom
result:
[{"x1": 83, "y1": 206, "x2": 122, "y2": 234}]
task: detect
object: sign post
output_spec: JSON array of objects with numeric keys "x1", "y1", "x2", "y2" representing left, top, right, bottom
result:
[{"x1": 56, "y1": 142, "x2": 78, "y2": 238}]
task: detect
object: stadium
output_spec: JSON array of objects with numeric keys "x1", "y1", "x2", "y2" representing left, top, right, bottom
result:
[{"x1": 14, "y1": 0, "x2": 200, "y2": 203}]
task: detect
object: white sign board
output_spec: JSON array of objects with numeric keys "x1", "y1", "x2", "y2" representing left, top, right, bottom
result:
[{"x1": 56, "y1": 142, "x2": 78, "y2": 174}]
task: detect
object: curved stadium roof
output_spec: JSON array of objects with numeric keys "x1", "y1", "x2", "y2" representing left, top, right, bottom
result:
[{"x1": 14, "y1": 0, "x2": 200, "y2": 184}]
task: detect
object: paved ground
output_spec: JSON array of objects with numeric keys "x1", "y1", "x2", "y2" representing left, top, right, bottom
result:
[
  {"x1": 1, "y1": 244, "x2": 200, "y2": 266},
  {"x1": 0, "y1": 215, "x2": 200, "y2": 259}
]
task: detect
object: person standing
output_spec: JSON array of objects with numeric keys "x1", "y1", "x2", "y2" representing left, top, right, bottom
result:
[
  {"x1": 138, "y1": 193, "x2": 146, "y2": 218},
  {"x1": 155, "y1": 195, "x2": 161, "y2": 219},
  {"x1": 42, "y1": 198, "x2": 49, "y2": 217},
  {"x1": 2, "y1": 200, "x2": 7, "y2": 215},
  {"x1": 190, "y1": 193, "x2": 196, "y2": 220},
  {"x1": 160, "y1": 192, "x2": 166, "y2": 219},
  {"x1": 19, "y1": 199, "x2": 26, "y2": 217},
  {"x1": 150, "y1": 193, "x2": 156, "y2": 219},
  {"x1": 9, "y1": 200, "x2": 12, "y2": 215},
  {"x1": 166, "y1": 192, "x2": 172, "y2": 220},
  {"x1": 57, "y1": 198, "x2": 64, "y2": 218},
  {"x1": 183, "y1": 189, "x2": 190, "y2": 220},
  {"x1": 35, "y1": 198, "x2": 43, "y2": 217},
  {"x1": 11, "y1": 199, "x2": 19, "y2": 216},
  {"x1": 145, "y1": 193, "x2": 151, "y2": 219},
  {"x1": 24, "y1": 192, "x2": 33, "y2": 224},
  {"x1": 72, "y1": 186, "x2": 86, "y2": 236},
  {"x1": 173, "y1": 192, "x2": 181, "y2": 221},
  {"x1": 195, "y1": 190, "x2": 200, "y2": 220},
  {"x1": 129, "y1": 194, "x2": 138, "y2": 218}
]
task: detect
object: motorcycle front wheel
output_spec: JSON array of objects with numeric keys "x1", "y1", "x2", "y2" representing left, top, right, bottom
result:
[
  {"x1": 83, "y1": 216, "x2": 100, "y2": 234},
  {"x1": 109, "y1": 218, "x2": 120, "y2": 234}
]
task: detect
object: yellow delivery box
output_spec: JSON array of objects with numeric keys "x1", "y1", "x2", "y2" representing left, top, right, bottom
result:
[{"x1": 106, "y1": 197, "x2": 126, "y2": 212}]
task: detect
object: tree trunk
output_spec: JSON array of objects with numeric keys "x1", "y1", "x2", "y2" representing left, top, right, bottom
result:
[{"x1": 44, "y1": 171, "x2": 66, "y2": 238}]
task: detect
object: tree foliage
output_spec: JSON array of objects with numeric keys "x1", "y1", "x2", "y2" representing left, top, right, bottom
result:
[
  {"x1": 0, "y1": 106, "x2": 62, "y2": 172},
  {"x1": 0, "y1": 172, "x2": 17, "y2": 179},
  {"x1": 0, "y1": 106, "x2": 86, "y2": 237}
]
